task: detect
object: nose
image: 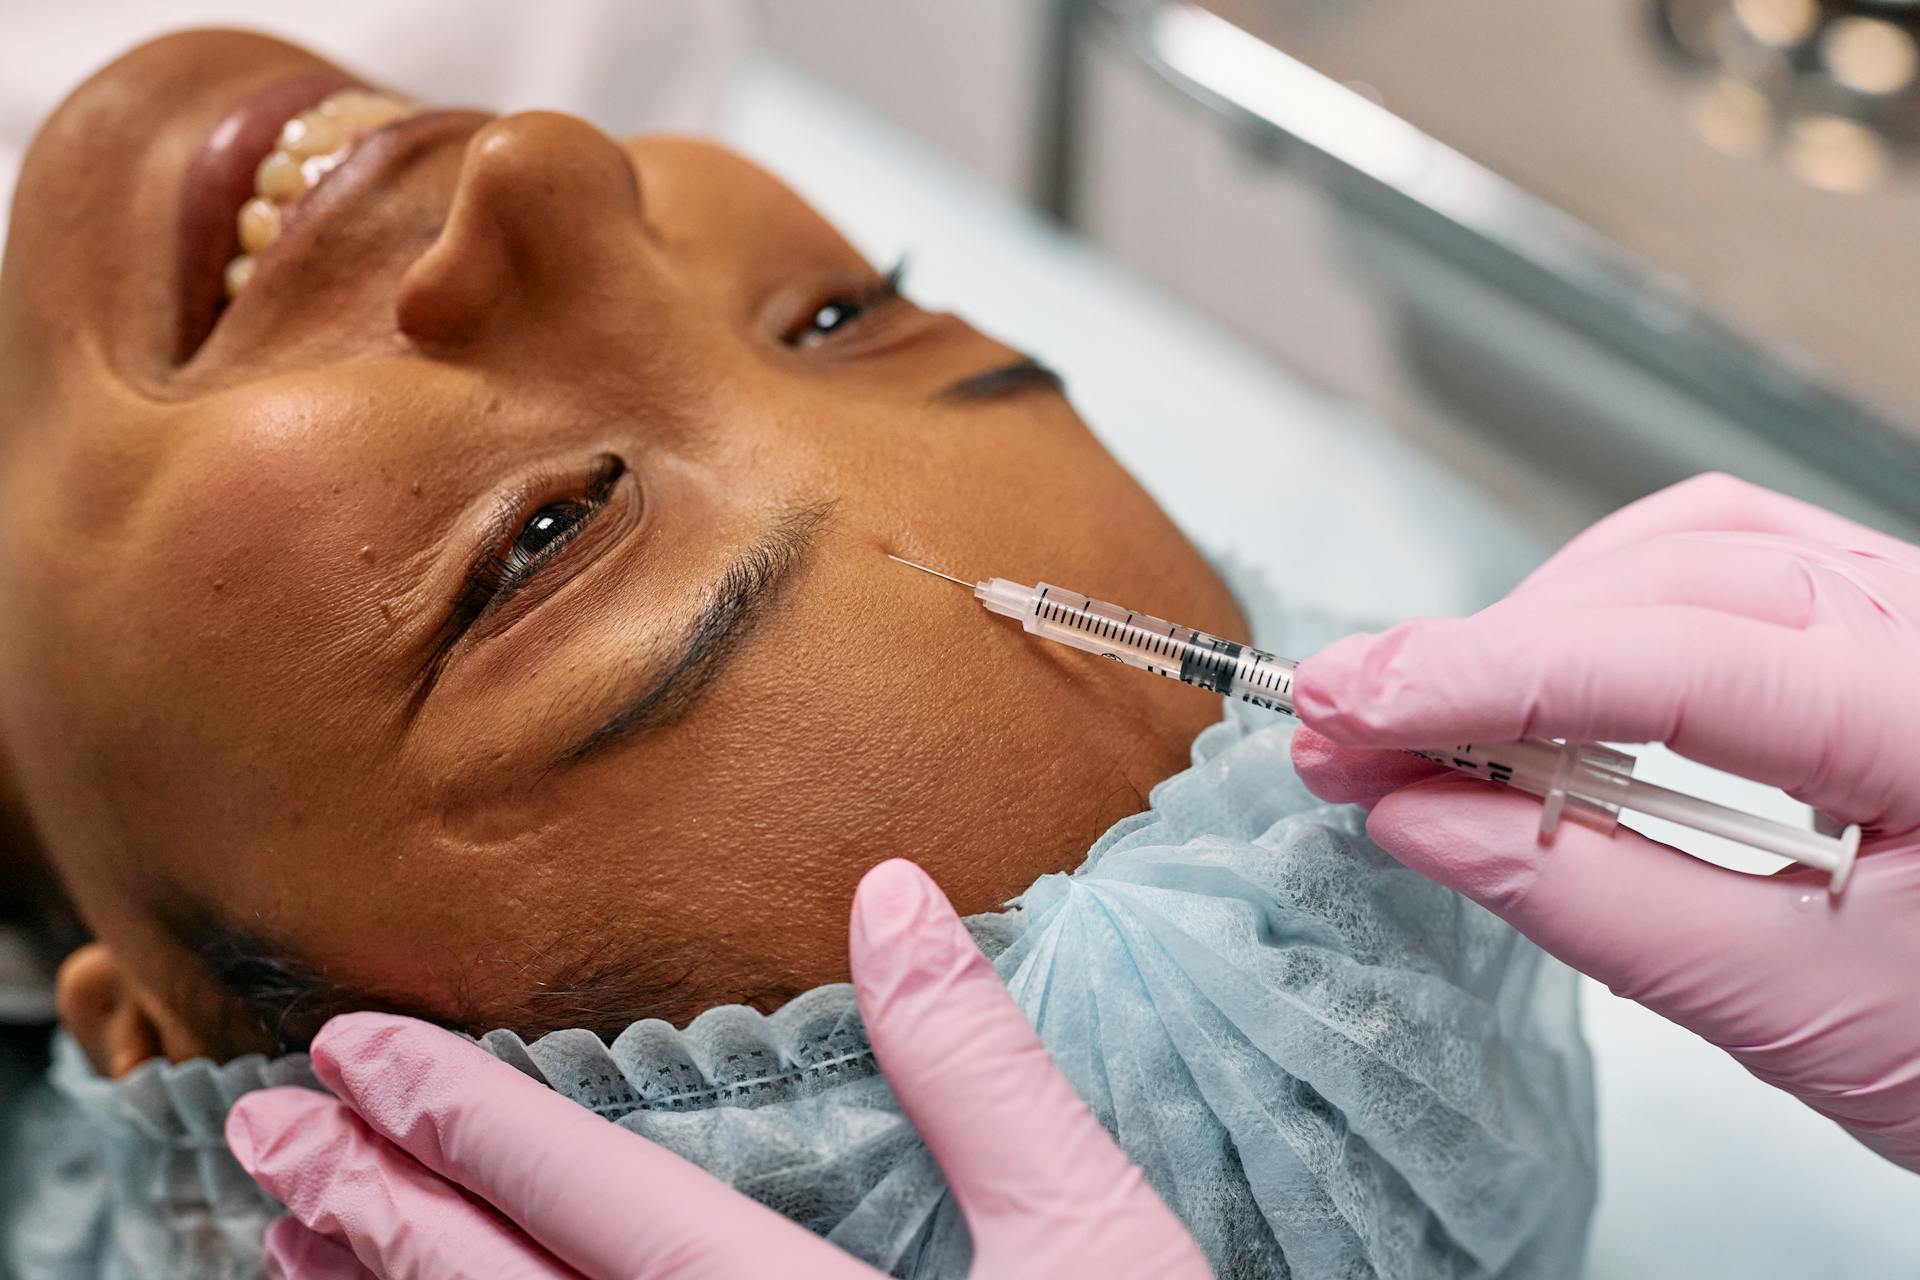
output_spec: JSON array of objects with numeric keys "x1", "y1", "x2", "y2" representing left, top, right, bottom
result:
[{"x1": 396, "y1": 111, "x2": 643, "y2": 346}]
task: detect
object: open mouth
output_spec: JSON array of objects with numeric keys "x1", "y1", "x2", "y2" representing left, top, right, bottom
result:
[
  {"x1": 225, "y1": 86, "x2": 423, "y2": 297},
  {"x1": 172, "y1": 73, "x2": 427, "y2": 362}
]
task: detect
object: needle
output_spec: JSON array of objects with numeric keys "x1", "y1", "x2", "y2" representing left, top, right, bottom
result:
[{"x1": 886, "y1": 554, "x2": 977, "y2": 589}]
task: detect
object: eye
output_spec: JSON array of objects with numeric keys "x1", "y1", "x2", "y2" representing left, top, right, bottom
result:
[
  {"x1": 496, "y1": 461, "x2": 622, "y2": 584},
  {"x1": 794, "y1": 293, "x2": 879, "y2": 347},
  {"x1": 452, "y1": 455, "x2": 627, "y2": 633},
  {"x1": 515, "y1": 500, "x2": 592, "y2": 559},
  {"x1": 798, "y1": 296, "x2": 865, "y2": 344},
  {"x1": 788, "y1": 261, "x2": 907, "y2": 348}
]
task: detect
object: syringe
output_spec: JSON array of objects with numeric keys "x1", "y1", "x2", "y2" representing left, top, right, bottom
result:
[{"x1": 889, "y1": 555, "x2": 1861, "y2": 893}]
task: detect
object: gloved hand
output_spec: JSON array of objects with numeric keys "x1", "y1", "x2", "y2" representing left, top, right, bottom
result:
[
  {"x1": 1290, "y1": 473, "x2": 1920, "y2": 1173},
  {"x1": 225, "y1": 858, "x2": 1210, "y2": 1279}
]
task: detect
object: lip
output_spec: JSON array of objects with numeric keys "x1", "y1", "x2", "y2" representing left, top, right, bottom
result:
[
  {"x1": 259, "y1": 109, "x2": 490, "y2": 299},
  {"x1": 174, "y1": 106, "x2": 492, "y2": 371},
  {"x1": 173, "y1": 70, "x2": 363, "y2": 363}
]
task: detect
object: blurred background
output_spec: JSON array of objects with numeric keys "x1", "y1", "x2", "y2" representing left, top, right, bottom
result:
[
  {"x1": 767, "y1": 0, "x2": 1920, "y2": 549},
  {"x1": 4, "y1": 2, "x2": 1917, "y2": 1275}
]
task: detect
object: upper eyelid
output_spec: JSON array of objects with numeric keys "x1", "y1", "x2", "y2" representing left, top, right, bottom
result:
[
  {"x1": 784, "y1": 262, "x2": 909, "y2": 345},
  {"x1": 491, "y1": 508, "x2": 590, "y2": 604},
  {"x1": 413, "y1": 457, "x2": 627, "y2": 710},
  {"x1": 492, "y1": 459, "x2": 625, "y2": 582},
  {"x1": 454, "y1": 457, "x2": 625, "y2": 617}
]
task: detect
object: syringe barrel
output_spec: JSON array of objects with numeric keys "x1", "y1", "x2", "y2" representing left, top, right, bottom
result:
[
  {"x1": 1406, "y1": 739, "x2": 1636, "y2": 835},
  {"x1": 969, "y1": 573, "x2": 1860, "y2": 891},
  {"x1": 979, "y1": 580, "x2": 1297, "y2": 714}
]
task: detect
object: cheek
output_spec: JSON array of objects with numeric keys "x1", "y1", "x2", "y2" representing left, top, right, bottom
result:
[
  {"x1": 132, "y1": 444, "x2": 367, "y2": 708},
  {"x1": 73, "y1": 397, "x2": 464, "y2": 872},
  {"x1": 128, "y1": 383, "x2": 477, "y2": 707}
]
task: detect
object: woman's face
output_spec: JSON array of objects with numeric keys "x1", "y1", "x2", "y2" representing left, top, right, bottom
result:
[{"x1": 0, "y1": 31, "x2": 1241, "y2": 1061}]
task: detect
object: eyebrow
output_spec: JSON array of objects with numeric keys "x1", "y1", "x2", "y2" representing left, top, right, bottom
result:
[
  {"x1": 939, "y1": 358, "x2": 1066, "y2": 403},
  {"x1": 555, "y1": 501, "x2": 832, "y2": 768}
]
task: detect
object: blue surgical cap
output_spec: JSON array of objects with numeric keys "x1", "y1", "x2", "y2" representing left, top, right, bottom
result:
[
  {"x1": 476, "y1": 703, "x2": 1598, "y2": 1278},
  {"x1": 2, "y1": 592, "x2": 1597, "y2": 1279}
]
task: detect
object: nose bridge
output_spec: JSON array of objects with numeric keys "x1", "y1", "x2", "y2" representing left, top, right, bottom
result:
[{"x1": 396, "y1": 110, "x2": 646, "y2": 348}]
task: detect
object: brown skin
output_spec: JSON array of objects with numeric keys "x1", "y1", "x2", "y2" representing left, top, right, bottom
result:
[{"x1": 0, "y1": 31, "x2": 1243, "y2": 1075}]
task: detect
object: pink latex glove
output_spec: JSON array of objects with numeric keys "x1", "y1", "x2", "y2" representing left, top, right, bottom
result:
[
  {"x1": 1291, "y1": 473, "x2": 1920, "y2": 1172},
  {"x1": 225, "y1": 858, "x2": 1210, "y2": 1279}
]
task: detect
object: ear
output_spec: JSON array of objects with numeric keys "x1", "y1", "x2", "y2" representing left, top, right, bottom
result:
[{"x1": 55, "y1": 943, "x2": 180, "y2": 1077}]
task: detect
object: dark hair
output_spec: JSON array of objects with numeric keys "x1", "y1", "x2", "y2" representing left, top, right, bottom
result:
[
  {"x1": 1, "y1": 801, "x2": 87, "y2": 999},
  {"x1": 160, "y1": 901, "x2": 728, "y2": 1058},
  {"x1": 186, "y1": 921, "x2": 406, "y2": 1057}
]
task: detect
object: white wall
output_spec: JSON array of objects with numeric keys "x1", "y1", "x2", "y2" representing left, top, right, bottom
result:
[{"x1": 756, "y1": 0, "x2": 1043, "y2": 197}]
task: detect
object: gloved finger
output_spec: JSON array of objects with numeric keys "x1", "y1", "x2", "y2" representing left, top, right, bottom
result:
[
  {"x1": 1520, "y1": 473, "x2": 1912, "y2": 588},
  {"x1": 1496, "y1": 531, "x2": 1821, "y2": 626},
  {"x1": 1364, "y1": 774, "x2": 1830, "y2": 1037},
  {"x1": 301, "y1": 1014, "x2": 873, "y2": 1280},
  {"x1": 1290, "y1": 726, "x2": 1440, "y2": 808},
  {"x1": 1293, "y1": 604, "x2": 1886, "y2": 820},
  {"x1": 849, "y1": 859, "x2": 1210, "y2": 1279},
  {"x1": 262, "y1": 1218, "x2": 377, "y2": 1280},
  {"x1": 228, "y1": 1087, "x2": 567, "y2": 1280}
]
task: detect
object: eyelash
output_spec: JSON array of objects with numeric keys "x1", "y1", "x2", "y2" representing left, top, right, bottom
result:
[
  {"x1": 437, "y1": 263, "x2": 902, "y2": 644},
  {"x1": 454, "y1": 455, "x2": 626, "y2": 627},
  {"x1": 790, "y1": 259, "x2": 907, "y2": 347}
]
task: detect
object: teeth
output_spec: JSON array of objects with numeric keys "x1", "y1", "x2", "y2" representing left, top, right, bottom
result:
[
  {"x1": 222, "y1": 87, "x2": 420, "y2": 304},
  {"x1": 237, "y1": 197, "x2": 280, "y2": 254},
  {"x1": 278, "y1": 109, "x2": 344, "y2": 159},
  {"x1": 320, "y1": 90, "x2": 412, "y2": 130},
  {"x1": 254, "y1": 149, "x2": 304, "y2": 201},
  {"x1": 224, "y1": 255, "x2": 256, "y2": 298}
]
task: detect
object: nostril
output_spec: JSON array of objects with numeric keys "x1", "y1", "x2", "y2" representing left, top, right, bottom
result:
[{"x1": 396, "y1": 222, "x2": 507, "y2": 347}]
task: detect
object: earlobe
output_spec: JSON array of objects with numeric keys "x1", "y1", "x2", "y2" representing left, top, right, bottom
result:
[{"x1": 56, "y1": 943, "x2": 165, "y2": 1078}]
